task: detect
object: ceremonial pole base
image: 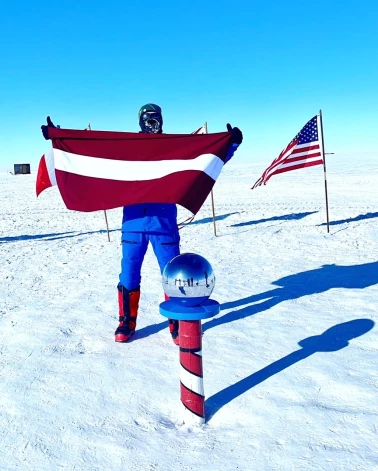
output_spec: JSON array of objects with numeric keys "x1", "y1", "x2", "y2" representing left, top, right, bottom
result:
[
  {"x1": 180, "y1": 319, "x2": 204, "y2": 425},
  {"x1": 159, "y1": 299, "x2": 220, "y2": 426}
]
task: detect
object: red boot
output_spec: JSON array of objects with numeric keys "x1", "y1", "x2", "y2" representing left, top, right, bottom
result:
[
  {"x1": 169, "y1": 320, "x2": 179, "y2": 345},
  {"x1": 115, "y1": 285, "x2": 140, "y2": 343},
  {"x1": 165, "y1": 293, "x2": 179, "y2": 345}
]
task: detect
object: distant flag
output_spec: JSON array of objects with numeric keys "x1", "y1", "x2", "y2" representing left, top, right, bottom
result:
[
  {"x1": 36, "y1": 148, "x2": 56, "y2": 196},
  {"x1": 252, "y1": 115, "x2": 323, "y2": 189},
  {"x1": 192, "y1": 124, "x2": 207, "y2": 135}
]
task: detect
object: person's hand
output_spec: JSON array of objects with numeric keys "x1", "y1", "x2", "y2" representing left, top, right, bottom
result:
[
  {"x1": 226, "y1": 123, "x2": 243, "y2": 145},
  {"x1": 41, "y1": 116, "x2": 56, "y2": 140}
]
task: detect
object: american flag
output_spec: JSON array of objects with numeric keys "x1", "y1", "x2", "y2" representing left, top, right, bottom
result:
[{"x1": 252, "y1": 115, "x2": 323, "y2": 189}]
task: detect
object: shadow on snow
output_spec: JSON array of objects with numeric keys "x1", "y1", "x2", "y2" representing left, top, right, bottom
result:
[
  {"x1": 189, "y1": 212, "x2": 240, "y2": 225},
  {"x1": 0, "y1": 229, "x2": 120, "y2": 243},
  {"x1": 203, "y1": 261, "x2": 378, "y2": 333},
  {"x1": 205, "y1": 318, "x2": 374, "y2": 420},
  {"x1": 131, "y1": 321, "x2": 169, "y2": 341},
  {"x1": 230, "y1": 211, "x2": 317, "y2": 228},
  {"x1": 319, "y1": 211, "x2": 378, "y2": 226},
  {"x1": 131, "y1": 261, "x2": 378, "y2": 342}
]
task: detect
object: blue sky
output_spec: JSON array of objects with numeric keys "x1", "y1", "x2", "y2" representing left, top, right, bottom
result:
[{"x1": 0, "y1": 0, "x2": 377, "y2": 171}]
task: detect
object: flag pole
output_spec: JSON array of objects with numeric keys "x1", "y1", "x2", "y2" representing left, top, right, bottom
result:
[
  {"x1": 319, "y1": 110, "x2": 330, "y2": 233},
  {"x1": 88, "y1": 123, "x2": 111, "y2": 242},
  {"x1": 204, "y1": 122, "x2": 217, "y2": 236}
]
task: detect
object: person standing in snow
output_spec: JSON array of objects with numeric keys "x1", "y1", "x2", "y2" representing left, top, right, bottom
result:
[
  {"x1": 41, "y1": 104, "x2": 243, "y2": 345},
  {"x1": 115, "y1": 103, "x2": 242, "y2": 344}
]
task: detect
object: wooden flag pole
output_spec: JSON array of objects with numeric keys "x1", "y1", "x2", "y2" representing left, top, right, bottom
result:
[
  {"x1": 319, "y1": 110, "x2": 330, "y2": 233},
  {"x1": 88, "y1": 123, "x2": 111, "y2": 242},
  {"x1": 204, "y1": 122, "x2": 217, "y2": 236},
  {"x1": 103, "y1": 210, "x2": 111, "y2": 242}
]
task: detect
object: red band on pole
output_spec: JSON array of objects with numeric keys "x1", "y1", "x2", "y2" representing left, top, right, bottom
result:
[{"x1": 180, "y1": 382, "x2": 205, "y2": 419}]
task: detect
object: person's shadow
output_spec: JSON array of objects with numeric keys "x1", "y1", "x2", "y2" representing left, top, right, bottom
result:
[
  {"x1": 205, "y1": 318, "x2": 374, "y2": 420},
  {"x1": 203, "y1": 261, "x2": 378, "y2": 333}
]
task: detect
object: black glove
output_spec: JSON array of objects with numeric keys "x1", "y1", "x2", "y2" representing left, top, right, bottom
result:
[
  {"x1": 227, "y1": 123, "x2": 243, "y2": 145},
  {"x1": 41, "y1": 116, "x2": 56, "y2": 140}
]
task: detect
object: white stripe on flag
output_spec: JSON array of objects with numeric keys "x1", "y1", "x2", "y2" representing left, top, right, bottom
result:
[
  {"x1": 53, "y1": 149, "x2": 224, "y2": 182},
  {"x1": 288, "y1": 147, "x2": 321, "y2": 159},
  {"x1": 274, "y1": 155, "x2": 323, "y2": 170},
  {"x1": 293, "y1": 141, "x2": 320, "y2": 150},
  {"x1": 45, "y1": 147, "x2": 57, "y2": 185}
]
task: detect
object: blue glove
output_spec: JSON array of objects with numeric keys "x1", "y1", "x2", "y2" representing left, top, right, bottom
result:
[
  {"x1": 227, "y1": 123, "x2": 243, "y2": 145},
  {"x1": 41, "y1": 116, "x2": 56, "y2": 140}
]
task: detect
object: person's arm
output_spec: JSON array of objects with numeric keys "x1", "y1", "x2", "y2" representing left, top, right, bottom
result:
[
  {"x1": 41, "y1": 116, "x2": 56, "y2": 140},
  {"x1": 225, "y1": 123, "x2": 243, "y2": 163}
]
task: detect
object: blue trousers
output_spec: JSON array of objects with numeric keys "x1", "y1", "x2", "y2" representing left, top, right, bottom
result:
[{"x1": 119, "y1": 232, "x2": 180, "y2": 290}]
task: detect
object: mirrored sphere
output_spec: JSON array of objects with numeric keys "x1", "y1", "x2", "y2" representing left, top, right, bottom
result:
[{"x1": 162, "y1": 253, "x2": 215, "y2": 307}]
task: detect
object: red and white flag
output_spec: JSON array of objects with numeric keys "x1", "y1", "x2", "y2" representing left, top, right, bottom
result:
[
  {"x1": 36, "y1": 148, "x2": 57, "y2": 196},
  {"x1": 36, "y1": 127, "x2": 232, "y2": 214},
  {"x1": 252, "y1": 115, "x2": 323, "y2": 189}
]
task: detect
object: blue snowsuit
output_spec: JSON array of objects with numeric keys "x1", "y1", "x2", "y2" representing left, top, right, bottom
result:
[
  {"x1": 119, "y1": 203, "x2": 180, "y2": 290},
  {"x1": 118, "y1": 142, "x2": 239, "y2": 291}
]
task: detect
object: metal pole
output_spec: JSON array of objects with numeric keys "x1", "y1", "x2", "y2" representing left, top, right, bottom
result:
[
  {"x1": 319, "y1": 110, "x2": 330, "y2": 233},
  {"x1": 205, "y1": 122, "x2": 217, "y2": 236},
  {"x1": 88, "y1": 123, "x2": 111, "y2": 242}
]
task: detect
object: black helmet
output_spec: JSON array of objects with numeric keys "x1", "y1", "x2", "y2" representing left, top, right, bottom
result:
[{"x1": 138, "y1": 103, "x2": 163, "y2": 134}]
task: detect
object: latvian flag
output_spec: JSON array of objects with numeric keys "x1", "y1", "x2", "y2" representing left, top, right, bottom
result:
[{"x1": 36, "y1": 127, "x2": 233, "y2": 214}]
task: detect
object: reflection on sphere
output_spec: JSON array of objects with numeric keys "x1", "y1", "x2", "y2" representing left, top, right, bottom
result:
[{"x1": 162, "y1": 253, "x2": 215, "y2": 306}]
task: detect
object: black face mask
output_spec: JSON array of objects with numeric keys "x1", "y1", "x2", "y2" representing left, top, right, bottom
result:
[{"x1": 139, "y1": 112, "x2": 163, "y2": 134}]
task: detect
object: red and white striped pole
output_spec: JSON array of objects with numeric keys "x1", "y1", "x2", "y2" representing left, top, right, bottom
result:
[
  {"x1": 160, "y1": 253, "x2": 220, "y2": 425},
  {"x1": 160, "y1": 298, "x2": 219, "y2": 426},
  {"x1": 179, "y1": 320, "x2": 205, "y2": 424}
]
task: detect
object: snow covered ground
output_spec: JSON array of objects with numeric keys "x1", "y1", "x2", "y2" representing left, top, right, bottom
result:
[{"x1": 1, "y1": 155, "x2": 377, "y2": 470}]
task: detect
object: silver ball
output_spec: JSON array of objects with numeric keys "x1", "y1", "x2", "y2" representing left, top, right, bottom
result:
[{"x1": 162, "y1": 253, "x2": 215, "y2": 307}]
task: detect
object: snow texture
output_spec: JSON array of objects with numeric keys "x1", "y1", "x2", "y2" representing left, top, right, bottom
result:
[{"x1": 0, "y1": 155, "x2": 377, "y2": 470}]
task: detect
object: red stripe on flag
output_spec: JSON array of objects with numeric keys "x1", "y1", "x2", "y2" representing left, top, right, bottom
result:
[
  {"x1": 50, "y1": 128, "x2": 230, "y2": 162},
  {"x1": 272, "y1": 159, "x2": 324, "y2": 175},
  {"x1": 278, "y1": 151, "x2": 322, "y2": 165},
  {"x1": 291, "y1": 144, "x2": 320, "y2": 154},
  {"x1": 55, "y1": 169, "x2": 216, "y2": 214}
]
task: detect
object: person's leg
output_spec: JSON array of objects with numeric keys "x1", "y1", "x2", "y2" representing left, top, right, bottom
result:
[
  {"x1": 116, "y1": 233, "x2": 148, "y2": 342},
  {"x1": 119, "y1": 232, "x2": 148, "y2": 290},
  {"x1": 151, "y1": 233, "x2": 180, "y2": 344},
  {"x1": 151, "y1": 233, "x2": 180, "y2": 274},
  {"x1": 115, "y1": 284, "x2": 141, "y2": 342}
]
